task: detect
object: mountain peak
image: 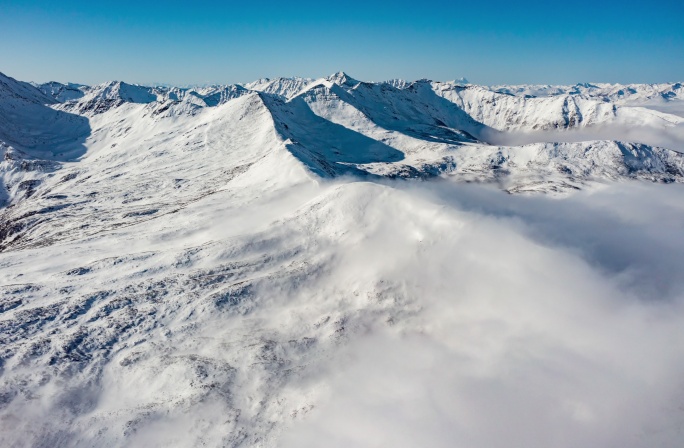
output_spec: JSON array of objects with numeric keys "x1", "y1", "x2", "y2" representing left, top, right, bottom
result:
[{"x1": 327, "y1": 71, "x2": 359, "y2": 87}]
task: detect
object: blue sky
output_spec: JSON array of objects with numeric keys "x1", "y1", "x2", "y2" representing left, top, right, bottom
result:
[{"x1": 1, "y1": 0, "x2": 682, "y2": 86}]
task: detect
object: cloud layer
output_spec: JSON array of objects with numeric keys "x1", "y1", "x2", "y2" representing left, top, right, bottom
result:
[{"x1": 279, "y1": 181, "x2": 684, "y2": 448}]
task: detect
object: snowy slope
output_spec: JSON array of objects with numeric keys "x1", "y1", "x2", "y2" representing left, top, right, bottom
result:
[
  {"x1": 0, "y1": 73, "x2": 90, "y2": 206},
  {"x1": 0, "y1": 74, "x2": 88, "y2": 157},
  {"x1": 2, "y1": 70, "x2": 684, "y2": 447},
  {"x1": 1, "y1": 91, "x2": 311, "y2": 251}
]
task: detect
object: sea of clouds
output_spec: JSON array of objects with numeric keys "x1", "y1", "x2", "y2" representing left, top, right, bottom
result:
[{"x1": 277, "y1": 181, "x2": 684, "y2": 448}]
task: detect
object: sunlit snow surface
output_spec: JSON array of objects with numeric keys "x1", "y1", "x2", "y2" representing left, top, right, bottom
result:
[{"x1": 1, "y1": 72, "x2": 684, "y2": 447}]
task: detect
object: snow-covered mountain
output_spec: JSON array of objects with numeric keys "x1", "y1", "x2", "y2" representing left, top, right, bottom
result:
[
  {"x1": 2, "y1": 70, "x2": 684, "y2": 447},
  {"x1": 488, "y1": 81, "x2": 684, "y2": 104},
  {"x1": 6, "y1": 71, "x2": 681, "y2": 195},
  {"x1": 33, "y1": 81, "x2": 87, "y2": 102},
  {"x1": 243, "y1": 76, "x2": 316, "y2": 99}
]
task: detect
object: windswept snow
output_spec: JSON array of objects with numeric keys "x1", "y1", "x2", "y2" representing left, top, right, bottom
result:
[{"x1": 1, "y1": 71, "x2": 684, "y2": 447}]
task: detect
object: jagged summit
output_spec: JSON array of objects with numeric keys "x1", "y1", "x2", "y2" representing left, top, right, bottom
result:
[{"x1": 326, "y1": 71, "x2": 360, "y2": 87}]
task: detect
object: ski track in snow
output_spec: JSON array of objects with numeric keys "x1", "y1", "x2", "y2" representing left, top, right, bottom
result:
[{"x1": 1, "y1": 71, "x2": 684, "y2": 447}]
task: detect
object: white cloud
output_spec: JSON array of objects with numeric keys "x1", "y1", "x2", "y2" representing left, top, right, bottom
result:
[{"x1": 279, "y1": 181, "x2": 684, "y2": 448}]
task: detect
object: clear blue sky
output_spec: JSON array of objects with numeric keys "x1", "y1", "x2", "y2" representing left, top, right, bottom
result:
[{"x1": 1, "y1": 0, "x2": 682, "y2": 86}]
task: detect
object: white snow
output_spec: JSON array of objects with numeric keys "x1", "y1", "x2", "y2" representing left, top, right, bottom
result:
[{"x1": 1, "y1": 70, "x2": 684, "y2": 447}]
